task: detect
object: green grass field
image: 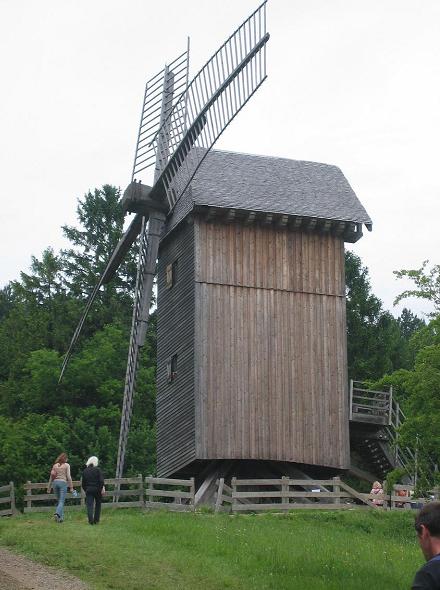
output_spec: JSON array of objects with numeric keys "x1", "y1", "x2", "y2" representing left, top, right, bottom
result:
[{"x1": 0, "y1": 508, "x2": 423, "y2": 589}]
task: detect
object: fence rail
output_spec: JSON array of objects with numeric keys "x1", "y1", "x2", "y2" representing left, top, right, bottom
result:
[
  {"x1": 3, "y1": 477, "x2": 439, "y2": 517},
  {"x1": 214, "y1": 477, "x2": 440, "y2": 513},
  {"x1": 145, "y1": 476, "x2": 195, "y2": 511},
  {"x1": 23, "y1": 476, "x2": 144, "y2": 513},
  {"x1": 0, "y1": 482, "x2": 16, "y2": 517}
]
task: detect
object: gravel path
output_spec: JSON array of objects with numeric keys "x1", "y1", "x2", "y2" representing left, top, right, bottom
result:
[{"x1": 0, "y1": 548, "x2": 90, "y2": 590}]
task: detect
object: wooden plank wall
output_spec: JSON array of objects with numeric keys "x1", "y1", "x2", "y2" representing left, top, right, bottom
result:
[
  {"x1": 157, "y1": 220, "x2": 196, "y2": 477},
  {"x1": 194, "y1": 220, "x2": 349, "y2": 469}
]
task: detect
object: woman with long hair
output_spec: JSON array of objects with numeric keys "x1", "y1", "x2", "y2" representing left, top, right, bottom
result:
[{"x1": 47, "y1": 452, "x2": 74, "y2": 522}]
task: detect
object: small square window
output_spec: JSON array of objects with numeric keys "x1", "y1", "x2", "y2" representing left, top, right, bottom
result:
[
  {"x1": 167, "y1": 354, "x2": 178, "y2": 383},
  {"x1": 166, "y1": 260, "x2": 178, "y2": 289}
]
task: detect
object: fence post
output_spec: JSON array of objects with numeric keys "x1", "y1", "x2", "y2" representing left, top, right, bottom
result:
[
  {"x1": 10, "y1": 482, "x2": 16, "y2": 515},
  {"x1": 190, "y1": 477, "x2": 195, "y2": 511},
  {"x1": 333, "y1": 476, "x2": 341, "y2": 506},
  {"x1": 138, "y1": 474, "x2": 144, "y2": 507},
  {"x1": 281, "y1": 476, "x2": 289, "y2": 510},
  {"x1": 215, "y1": 478, "x2": 224, "y2": 513},
  {"x1": 26, "y1": 481, "x2": 32, "y2": 513},
  {"x1": 389, "y1": 385, "x2": 393, "y2": 425},
  {"x1": 146, "y1": 476, "x2": 154, "y2": 508},
  {"x1": 232, "y1": 477, "x2": 237, "y2": 513},
  {"x1": 349, "y1": 380, "x2": 354, "y2": 420},
  {"x1": 391, "y1": 485, "x2": 397, "y2": 510}
]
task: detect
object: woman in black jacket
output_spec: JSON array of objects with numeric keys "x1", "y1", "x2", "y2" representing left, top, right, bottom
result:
[{"x1": 81, "y1": 456, "x2": 105, "y2": 525}]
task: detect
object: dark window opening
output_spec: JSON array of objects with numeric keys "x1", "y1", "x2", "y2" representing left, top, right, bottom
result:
[
  {"x1": 167, "y1": 354, "x2": 178, "y2": 383},
  {"x1": 166, "y1": 259, "x2": 178, "y2": 289}
]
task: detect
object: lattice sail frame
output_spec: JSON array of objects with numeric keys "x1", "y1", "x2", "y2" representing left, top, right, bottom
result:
[
  {"x1": 132, "y1": 45, "x2": 190, "y2": 184},
  {"x1": 146, "y1": 0, "x2": 268, "y2": 210}
]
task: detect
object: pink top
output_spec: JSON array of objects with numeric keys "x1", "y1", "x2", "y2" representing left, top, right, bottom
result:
[{"x1": 51, "y1": 463, "x2": 73, "y2": 486}]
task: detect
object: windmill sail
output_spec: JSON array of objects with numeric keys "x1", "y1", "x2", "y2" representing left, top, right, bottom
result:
[
  {"x1": 132, "y1": 46, "x2": 190, "y2": 184},
  {"x1": 60, "y1": 1, "x2": 269, "y2": 480},
  {"x1": 58, "y1": 48, "x2": 190, "y2": 383},
  {"x1": 152, "y1": 0, "x2": 269, "y2": 210},
  {"x1": 115, "y1": 1, "x2": 269, "y2": 479}
]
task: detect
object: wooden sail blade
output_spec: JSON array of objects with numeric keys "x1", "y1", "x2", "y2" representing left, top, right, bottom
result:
[
  {"x1": 115, "y1": 211, "x2": 166, "y2": 479},
  {"x1": 132, "y1": 45, "x2": 190, "y2": 185},
  {"x1": 58, "y1": 214, "x2": 144, "y2": 383},
  {"x1": 151, "y1": 1, "x2": 269, "y2": 210},
  {"x1": 58, "y1": 47, "x2": 189, "y2": 382}
]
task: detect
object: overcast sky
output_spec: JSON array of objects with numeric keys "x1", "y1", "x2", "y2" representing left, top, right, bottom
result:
[{"x1": 1, "y1": 0, "x2": 439, "y2": 317}]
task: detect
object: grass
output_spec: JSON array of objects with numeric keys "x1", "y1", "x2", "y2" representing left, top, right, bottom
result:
[{"x1": 0, "y1": 508, "x2": 423, "y2": 589}]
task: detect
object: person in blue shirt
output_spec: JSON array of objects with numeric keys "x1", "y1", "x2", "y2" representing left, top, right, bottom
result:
[{"x1": 413, "y1": 502, "x2": 440, "y2": 589}]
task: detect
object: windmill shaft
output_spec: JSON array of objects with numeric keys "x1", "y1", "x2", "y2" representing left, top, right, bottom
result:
[
  {"x1": 115, "y1": 210, "x2": 166, "y2": 479},
  {"x1": 116, "y1": 60, "x2": 177, "y2": 479}
]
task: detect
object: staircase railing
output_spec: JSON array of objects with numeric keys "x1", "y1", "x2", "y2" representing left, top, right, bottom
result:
[
  {"x1": 350, "y1": 380, "x2": 435, "y2": 486},
  {"x1": 349, "y1": 380, "x2": 392, "y2": 425}
]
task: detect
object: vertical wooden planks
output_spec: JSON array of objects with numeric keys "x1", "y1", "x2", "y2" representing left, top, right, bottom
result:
[{"x1": 193, "y1": 218, "x2": 349, "y2": 470}]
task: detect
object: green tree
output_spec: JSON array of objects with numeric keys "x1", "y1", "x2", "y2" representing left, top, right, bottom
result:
[
  {"x1": 397, "y1": 308, "x2": 425, "y2": 339},
  {"x1": 10, "y1": 248, "x2": 74, "y2": 351},
  {"x1": 394, "y1": 260, "x2": 440, "y2": 316},
  {"x1": 62, "y1": 185, "x2": 137, "y2": 299},
  {"x1": 345, "y1": 251, "x2": 409, "y2": 380}
]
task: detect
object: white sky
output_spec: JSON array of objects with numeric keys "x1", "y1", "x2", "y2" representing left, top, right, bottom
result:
[{"x1": 1, "y1": 0, "x2": 439, "y2": 317}]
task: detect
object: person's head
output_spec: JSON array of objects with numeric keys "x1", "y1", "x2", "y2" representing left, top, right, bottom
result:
[
  {"x1": 86, "y1": 456, "x2": 99, "y2": 468},
  {"x1": 55, "y1": 453, "x2": 67, "y2": 465},
  {"x1": 415, "y1": 502, "x2": 440, "y2": 560},
  {"x1": 373, "y1": 481, "x2": 382, "y2": 489}
]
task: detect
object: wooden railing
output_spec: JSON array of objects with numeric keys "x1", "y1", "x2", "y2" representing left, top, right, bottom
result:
[
  {"x1": 6, "y1": 477, "x2": 440, "y2": 515},
  {"x1": 219, "y1": 477, "x2": 375, "y2": 512},
  {"x1": 349, "y1": 380, "x2": 431, "y2": 483},
  {"x1": 213, "y1": 478, "x2": 440, "y2": 512},
  {"x1": 0, "y1": 482, "x2": 16, "y2": 517},
  {"x1": 349, "y1": 380, "x2": 392, "y2": 425},
  {"x1": 145, "y1": 477, "x2": 195, "y2": 511},
  {"x1": 215, "y1": 478, "x2": 233, "y2": 512},
  {"x1": 24, "y1": 476, "x2": 144, "y2": 513}
]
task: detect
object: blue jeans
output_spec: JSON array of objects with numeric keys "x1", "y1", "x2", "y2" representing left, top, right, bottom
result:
[{"x1": 53, "y1": 480, "x2": 67, "y2": 520}]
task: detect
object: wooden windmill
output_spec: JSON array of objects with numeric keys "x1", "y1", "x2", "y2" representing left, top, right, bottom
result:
[
  {"x1": 61, "y1": 2, "x2": 270, "y2": 480},
  {"x1": 156, "y1": 151, "x2": 372, "y2": 494}
]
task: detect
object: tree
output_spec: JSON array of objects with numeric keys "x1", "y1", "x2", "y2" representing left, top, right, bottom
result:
[
  {"x1": 61, "y1": 185, "x2": 139, "y2": 338},
  {"x1": 397, "y1": 308, "x2": 425, "y2": 339},
  {"x1": 394, "y1": 260, "x2": 440, "y2": 316},
  {"x1": 62, "y1": 185, "x2": 137, "y2": 299},
  {"x1": 10, "y1": 248, "x2": 73, "y2": 351},
  {"x1": 345, "y1": 251, "x2": 409, "y2": 380}
]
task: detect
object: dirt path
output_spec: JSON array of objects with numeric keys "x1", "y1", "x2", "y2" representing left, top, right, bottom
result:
[{"x1": 0, "y1": 548, "x2": 90, "y2": 590}]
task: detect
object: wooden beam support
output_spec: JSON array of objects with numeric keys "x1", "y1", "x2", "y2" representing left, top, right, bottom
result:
[
  {"x1": 277, "y1": 214, "x2": 289, "y2": 228},
  {"x1": 307, "y1": 218, "x2": 317, "y2": 231},
  {"x1": 226, "y1": 209, "x2": 236, "y2": 222},
  {"x1": 335, "y1": 221, "x2": 346, "y2": 236},
  {"x1": 206, "y1": 208, "x2": 217, "y2": 222},
  {"x1": 263, "y1": 213, "x2": 273, "y2": 226},
  {"x1": 292, "y1": 216, "x2": 303, "y2": 230},
  {"x1": 244, "y1": 211, "x2": 256, "y2": 225},
  {"x1": 322, "y1": 220, "x2": 331, "y2": 233}
]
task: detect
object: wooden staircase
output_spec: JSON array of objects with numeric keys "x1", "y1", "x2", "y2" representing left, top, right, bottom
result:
[{"x1": 349, "y1": 380, "x2": 417, "y2": 482}]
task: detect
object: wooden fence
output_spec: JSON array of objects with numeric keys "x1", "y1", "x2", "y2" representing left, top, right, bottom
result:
[
  {"x1": 24, "y1": 476, "x2": 144, "y2": 513},
  {"x1": 145, "y1": 477, "x2": 195, "y2": 511},
  {"x1": 220, "y1": 476, "x2": 377, "y2": 512},
  {"x1": 0, "y1": 482, "x2": 16, "y2": 517},
  {"x1": 212, "y1": 478, "x2": 440, "y2": 513},
  {"x1": 215, "y1": 478, "x2": 233, "y2": 512},
  {"x1": 3, "y1": 477, "x2": 439, "y2": 516}
]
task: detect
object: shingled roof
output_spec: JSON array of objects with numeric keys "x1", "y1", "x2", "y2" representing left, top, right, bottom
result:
[{"x1": 163, "y1": 149, "x2": 372, "y2": 239}]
